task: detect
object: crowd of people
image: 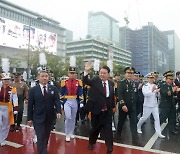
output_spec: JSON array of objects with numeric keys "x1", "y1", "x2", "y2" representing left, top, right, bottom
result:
[{"x1": 0, "y1": 59, "x2": 180, "y2": 154}]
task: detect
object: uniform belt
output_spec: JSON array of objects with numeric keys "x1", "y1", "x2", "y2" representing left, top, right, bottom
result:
[
  {"x1": 0, "y1": 102, "x2": 15, "y2": 125},
  {"x1": 64, "y1": 95, "x2": 77, "y2": 99}
]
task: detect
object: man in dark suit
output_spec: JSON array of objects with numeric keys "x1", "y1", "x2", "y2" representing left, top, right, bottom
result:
[
  {"x1": 83, "y1": 61, "x2": 115, "y2": 154},
  {"x1": 27, "y1": 70, "x2": 61, "y2": 154},
  {"x1": 117, "y1": 67, "x2": 140, "y2": 146}
]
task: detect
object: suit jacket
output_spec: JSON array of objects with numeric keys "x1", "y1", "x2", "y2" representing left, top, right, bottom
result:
[
  {"x1": 174, "y1": 78, "x2": 180, "y2": 87},
  {"x1": 83, "y1": 75, "x2": 115, "y2": 114},
  {"x1": 27, "y1": 84, "x2": 61, "y2": 124},
  {"x1": 174, "y1": 78, "x2": 180, "y2": 99}
]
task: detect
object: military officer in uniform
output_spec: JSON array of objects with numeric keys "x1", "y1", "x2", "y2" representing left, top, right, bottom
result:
[
  {"x1": 134, "y1": 72, "x2": 144, "y2": 117},
  {"x1": 11, "y1": 72, "x2": 29, "y2": 131},
  {"x1": 159, "y1": 71, "x2": 180, "y2": 135},
  {"x1": 117, "y1": 67, "x2": 140, "y2": 145},
  {"x1": 0, "y1": 72, "x2": 18, "y2": 146},
  {"x1": 137, "y1": 73, "x2": 165, "y2": 138},
  {"x1": 60, "y1": 67, "x2": 84, "y2": 142}
]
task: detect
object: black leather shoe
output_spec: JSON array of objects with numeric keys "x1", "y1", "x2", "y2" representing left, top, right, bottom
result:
[
  {"x1": 88, "y1": 144, "x2": 94, "y2": 150},
  {"x1": 16, "y1": 125, "x2": 21, "y2": 131},
  {"x1": 175, "y1": 126, "x2": 179, "y2": 130},
  {"x1": 170, "y1": 130, "x2": 178, "y2": 135},
  {"x1": 107, "y1": 149, "x2": 113, "y2": 154},
  {"x1": 9, "y1": 125, "x2": 15, "y2": 132}
]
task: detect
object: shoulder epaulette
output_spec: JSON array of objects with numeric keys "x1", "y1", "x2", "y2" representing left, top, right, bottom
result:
[
  {"x1": 11, "y1": 87, "x2": 17, "y2": 94},
  {"x1": 114, "y1": 82, "x2": 118, "y2": 88},
  {"x1": 61, "y1": 80, "x2": 66, "y2": 87},
  {"x1": 78, "y1": 80, "x2": 83, "y2": 87}
]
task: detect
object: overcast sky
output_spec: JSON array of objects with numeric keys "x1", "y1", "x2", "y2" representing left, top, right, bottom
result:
[{"x1": 9, "y1": 0, "x2": 180, "y2": 39}]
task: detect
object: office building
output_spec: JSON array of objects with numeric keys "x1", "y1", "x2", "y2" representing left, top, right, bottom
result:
[
  {"x1": 0, "y1": 0, "x2": 67, "y2": 70},
  {"x1": 88, "y1": 11, "x2": 119, "y2": 47},
  {"x1": 163, "y1": 30, "x2": 180, "y2": 72},
  {"x1": 120, "y1": 22, "x2": 169, "y2": 75},
  {"x1": 66, "y1": 38, "x2": 132, "y2": 70}
]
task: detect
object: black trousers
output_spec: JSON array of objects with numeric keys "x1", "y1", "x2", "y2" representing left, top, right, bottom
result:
[
  {"x1": 160, "y1": 107, "x2": 176, "y2": 131},
  {"x1": 89, "y1": 110, "x2": 113, "y2": 153},
  {"x1": 117, "y1": 107, "x2": 138, "y2": 141},
  {"x1": 34, "y1": 120, "x2": 53, "y2": 154},
  {"x1": 16, "y1": 95, "x2": 24, "y2": 126}
]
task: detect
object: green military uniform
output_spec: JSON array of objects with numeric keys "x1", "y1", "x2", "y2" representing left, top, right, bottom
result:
[
  {"x1": 117, "y1": 67, "x2": 139, "y2": 143},
  {"x1": 159, "y1": 71, "x2": 176, "y2": 133}
]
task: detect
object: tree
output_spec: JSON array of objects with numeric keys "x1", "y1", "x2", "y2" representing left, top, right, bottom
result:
[
  {"x1": 16, "y1": 50, "x2": 66, "y2": 80},
  {"x1": 113, "y1": 63, "x2": 125, "y2": 75}
]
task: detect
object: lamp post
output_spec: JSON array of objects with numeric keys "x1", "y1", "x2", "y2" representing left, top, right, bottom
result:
[{"x1": 27, "y1": 18, "x2": 31, "y2": 82}]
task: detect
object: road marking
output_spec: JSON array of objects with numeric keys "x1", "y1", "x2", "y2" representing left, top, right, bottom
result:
[
  {"x1": 5, "y1": 141, "x2": 23, "y2": 148},
  {"x1": 144, "y1": 122, "x2": 167, "y2": 149},
  {"x1": 21, "y1": 124, "x2": 177, "y2": 154}
]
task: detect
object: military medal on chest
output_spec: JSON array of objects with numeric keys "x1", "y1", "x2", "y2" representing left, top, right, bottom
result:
[
  {"x1": 167, "y1": 87, "x2": 171, "y2": 96},
  {"x1": 126, "y1": 84, "x2": 129, "y2": 92}
]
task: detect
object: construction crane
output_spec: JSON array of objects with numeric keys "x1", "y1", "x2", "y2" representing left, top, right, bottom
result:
[
  {"x1": 124, "y1": 0, "x2": 141, "y2": 28},
  {"x1": 124, "y1": 11, "x2": 129, "y2": 27}
]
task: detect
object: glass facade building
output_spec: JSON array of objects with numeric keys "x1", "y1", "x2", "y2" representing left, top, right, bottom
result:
[
  {"x1": 163, "y1": 30, "x2": 180, "y2": 72},
  {"x1": 88, "y1": 11, "x2": 119, "y2": 47},
  {"x1": 120, "y1": 22, "x2": 169, "y2": 75}
]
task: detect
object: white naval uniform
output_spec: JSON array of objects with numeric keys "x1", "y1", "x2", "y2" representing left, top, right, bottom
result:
[
  {"x1": 0, "y1": 87, "x2": 18, "y2": 144},
  {"x1": 137, "y1": 82, "x2": 162, "y2": 135}
]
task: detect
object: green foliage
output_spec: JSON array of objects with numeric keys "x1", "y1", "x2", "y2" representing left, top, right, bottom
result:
[
  {"x1": 113, "y1": 62, "x2": 125, "y2": 75},
  {"x1": 16, "y1": 50, "x2": 66, "y2": 80}
]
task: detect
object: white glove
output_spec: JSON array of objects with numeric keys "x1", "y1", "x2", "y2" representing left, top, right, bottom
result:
[
  {"x1": 80, "y1": 103, "x2": 84, "y2": 108},
  {"x1": 61, "y1": 105, "x2": 63, "y2": 109},
  {"x1": 14, "y1": 111, "x2": 18, "y2": 114}
]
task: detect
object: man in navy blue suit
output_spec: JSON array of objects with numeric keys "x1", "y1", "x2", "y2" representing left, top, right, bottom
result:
[{"x1": 27, "y1": 70, "x2": 61, "y2": 154}]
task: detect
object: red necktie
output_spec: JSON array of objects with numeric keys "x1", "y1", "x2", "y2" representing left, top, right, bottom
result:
[
  {"x1": 102, "y1": 82, "x2": 107, "y2": 111},
  {"x1": 43, "y1": 86, "x2": 47, "y2": 97}
]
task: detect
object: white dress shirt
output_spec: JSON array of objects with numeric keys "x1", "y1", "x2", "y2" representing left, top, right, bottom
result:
[
  {"x1": 102, "y1": 80, "x2": 110, "y2": 97},
  {"x1": 39, "y1": 84, "x2": 48, "y2": 96}
]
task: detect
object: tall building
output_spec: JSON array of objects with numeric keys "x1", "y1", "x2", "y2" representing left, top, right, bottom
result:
[
  {"x1": 66, "y1": 38, "x2": 131, "y2": 69},
  {"x1": 163, "y1": 30, "x2": 180, "y2": 72},
  {"x1": 120, "y1": 22, "x2": 169, "y2": 75},
  {"x1": 66, "y1": 29, "x2": 73, "y2": 43},
  {"x1": 0, "y1": 0, "x2": 67, "y2": 70},
  {"x1": 88, "y1": 11, "x2": 119, "y2": 47}
]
